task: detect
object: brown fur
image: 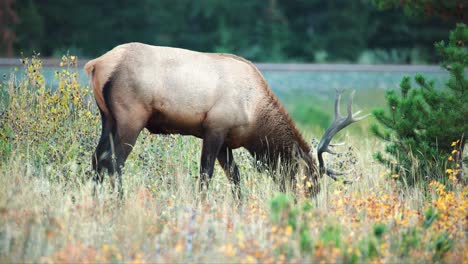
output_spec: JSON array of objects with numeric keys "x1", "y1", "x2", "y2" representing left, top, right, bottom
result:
[
  {"x1": 88, "y1": 43, "x2": 322, "y2": 198},
  {"x1": 84, "y1": 45, "x2": 127, "y2": 122},
  {"x1": 219, "y1": 53, "x2": 315, "y2": 174},
  {"x1": 246, "y1": 98, "x2": 318, "y2": 179},
  {"x1": 85, "y1": 60, "x2": 109, "y2": 120},
  {"x1": 218, "y1": 53, "x2": 311, "y2": 150}
]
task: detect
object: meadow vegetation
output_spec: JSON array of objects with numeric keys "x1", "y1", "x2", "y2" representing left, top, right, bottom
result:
[{"x1": 0, "y1": 55, "x2": 466, "y2": 263}]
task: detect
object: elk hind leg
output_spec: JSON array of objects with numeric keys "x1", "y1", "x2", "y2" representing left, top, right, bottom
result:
[{"x1": 92, "y1": 109, "x2": 114, "y2": 195}]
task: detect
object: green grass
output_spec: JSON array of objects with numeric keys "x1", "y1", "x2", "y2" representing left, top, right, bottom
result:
[{"x1": 0, "y1": 57, "x2": 465, "y2": 263}]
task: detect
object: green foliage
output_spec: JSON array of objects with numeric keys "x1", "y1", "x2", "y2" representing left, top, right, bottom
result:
[
  {"x1": 358, "y1": 236, "x2": 379, "y2": 259},
  {"x1": 349, "y1": 224, "x2": 387, "y2": 261},
  {"x1": 399, "y1": 227, "x2": 420, "y2": 257},
  {"x1": 372, "y1": 24, "x2": 467, "y2": 185},
  {"x1": 432, "y1": 232, "x2": 453, "y2": 262},
  {"x1": 298, "y1": 201, "x2": 313, "y2": 254},
  {"x1": 299, "y1": 226, "x2": 312, "y2": 253},
  {"x1": 319, "y1": 225, "x2": 341, "y2": 248},
  {"x1": 372, "y1": 0, "x2": 466, "y2": 22},
  {"x1": 281, "y1": 92, "x2": 330, "y2": 132},
  {"x1": 8, "y1": 0, "x2": 454, "y2": 63},
  {"x1": 423, "y1": 206, "x2": 439, "y2": 229},
  {"x1": 269, "y1": 193, "x2": 298, "y2": 229},
  {"x1": 373, "y1": 223, "x2": 386, "y2": 239}
]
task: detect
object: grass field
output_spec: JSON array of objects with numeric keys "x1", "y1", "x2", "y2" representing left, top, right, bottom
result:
[{"x1": 0, "y1": 56, "x2": 465, "y2": 263}]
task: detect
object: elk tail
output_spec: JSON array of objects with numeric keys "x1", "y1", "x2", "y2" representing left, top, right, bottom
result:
[{"x1": 84, "y1": 59, "x2": 112, "y2": 122}]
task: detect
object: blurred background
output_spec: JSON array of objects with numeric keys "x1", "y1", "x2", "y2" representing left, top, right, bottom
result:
[
  {"x1": 1, "y1": 0, "x2": 463, "y2": 63},
  {"x1": 0, "y1": 0, "x2": 465, "y2": 132}
]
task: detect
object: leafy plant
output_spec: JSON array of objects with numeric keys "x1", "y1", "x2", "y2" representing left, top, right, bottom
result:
[
  {"x1": 399, "y1": 227, "x2": 420, "y2": 257},
  {"x1": 0, "y1": 53, "x2": 98, "y2": 180},
  {"x1": 432, "y1": 232, "x2": 453, "y2": 262},
  {"x1": 270, "y1": 193, "x2": 297, "y2": 229},
  {"x1": 372, "y1": 23, "x2": 467, "y2": 185},
  {"x1": 319, "y1": 225, "x2": 341, "y2": 248}
]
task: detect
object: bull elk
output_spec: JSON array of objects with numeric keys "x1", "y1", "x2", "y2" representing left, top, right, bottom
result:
[{"x1": 84, "y1": 43, "x2": 367, "y2": 198}]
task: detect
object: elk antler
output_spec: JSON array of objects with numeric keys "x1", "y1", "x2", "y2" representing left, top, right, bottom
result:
[{"x1": 317, "y1": 90, "x2": 369, "y2": 183}]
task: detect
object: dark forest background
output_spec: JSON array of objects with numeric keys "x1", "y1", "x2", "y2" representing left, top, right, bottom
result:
[{"x1": 0, "y1": 0, "x2": 462, "y2": 63}]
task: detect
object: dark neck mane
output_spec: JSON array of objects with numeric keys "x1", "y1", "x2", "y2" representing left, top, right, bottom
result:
[{"x1": 246, "y1": 89, "x2": 315, "y2": 173}]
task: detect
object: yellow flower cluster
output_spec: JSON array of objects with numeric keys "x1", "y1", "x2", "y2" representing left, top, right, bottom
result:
[
  {"x1": 446, "y1": 139, "x2": 462, "y2": 183},
  {"x1": 330, "y1": 190, "x2": 418, "y2": 226},
  {"x1": 429, "y1": 181, "x2": 468, "y2": 235}
]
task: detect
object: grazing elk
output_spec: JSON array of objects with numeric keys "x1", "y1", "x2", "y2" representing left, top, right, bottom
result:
[{"x1": 85, "y1": 43, "x2": 367, "y2": 198}]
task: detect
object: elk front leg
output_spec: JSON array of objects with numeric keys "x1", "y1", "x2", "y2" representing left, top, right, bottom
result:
[
  {"x1": 199, "y1": 130, "x2": 225, "y2": 192},
  {"x1": 217, "y1": 145, "x2": 241, "y2": 200}
]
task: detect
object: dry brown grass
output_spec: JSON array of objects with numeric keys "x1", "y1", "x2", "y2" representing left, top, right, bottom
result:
[{"x1": 0, "y1": 55, "x2": 466, "y2": 263}]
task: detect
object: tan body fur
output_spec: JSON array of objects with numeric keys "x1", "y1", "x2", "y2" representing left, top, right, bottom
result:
[{"x1": 86, "y1": 43, "x2": 318, "y2": 198}]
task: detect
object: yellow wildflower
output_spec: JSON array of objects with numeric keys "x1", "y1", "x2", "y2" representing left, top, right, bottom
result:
[
  {"x1": 244, "y1": 255, "x2": 256, "y2": 264},
  {"x1": 271, "y1": 225, "x2": 278, "y2": 233},
  {"x1": 449, "y1": 175, "x2": 457, "y2": 183},
  {"x1": 220, "y1": 243, "x2": 235, "y2": 257}
]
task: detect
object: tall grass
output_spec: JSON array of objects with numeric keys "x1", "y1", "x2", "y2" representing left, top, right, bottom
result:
[{"x1": 0, "y1": 56, "x2": 466, "y2": 263}]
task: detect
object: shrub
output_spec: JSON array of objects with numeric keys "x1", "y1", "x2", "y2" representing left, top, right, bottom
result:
[
  {"x1": 372, "y1": 23, "x2": 467, "y2": 185},
  {"x1": 0, "y1": 54, "x2": 99, "y2": 180}
]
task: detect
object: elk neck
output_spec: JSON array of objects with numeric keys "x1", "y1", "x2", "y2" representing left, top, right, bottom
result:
[{"x1": 245, "y1": 92, "x2": 318, "y2": 177}]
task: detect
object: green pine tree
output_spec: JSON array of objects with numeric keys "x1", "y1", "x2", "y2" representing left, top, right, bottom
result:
[{"x1": 372, "y1": 23, "x2": 467, "y2": 185}]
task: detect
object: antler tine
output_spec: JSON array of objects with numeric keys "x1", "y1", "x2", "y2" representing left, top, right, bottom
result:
[
  {"x1": 347, "y1": 91, "x2": 371, "y2": 122},
  {"x1": 335, "y1": 89, "x2": 344, "y2": 120},
  {"x1": 329, "y1": 142, "x2": 345, "y2": 147},
  {"x1": 353, "y1": 110, "x2": 362, "y2": 117},
  {"x1": 353, "y1": 112, "x2": 371, "y2": 122},
  {"x1": 326, "y1": 148, "x2": 337, "y2": 155},
  {"x1": 317, "y1": 90, "x2": 368, "y2": 183},
  {"x1": 326, "y1": 168, "x2": 354, "y2": 184},
  {"x1": 346, "y1": 90, "x2": 355, "y2": 120}
]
